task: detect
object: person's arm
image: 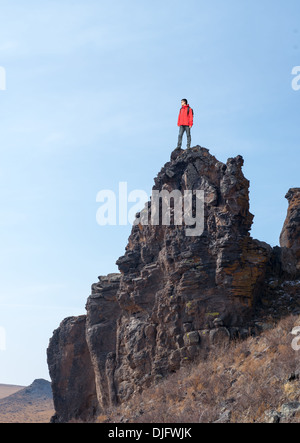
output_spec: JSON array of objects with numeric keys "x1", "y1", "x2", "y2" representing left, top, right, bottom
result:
[{"x1": 189, "y1": 108, "x2": 193, "y2": 127}]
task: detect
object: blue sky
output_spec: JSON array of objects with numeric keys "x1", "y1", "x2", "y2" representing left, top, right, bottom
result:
[{"x1": 0, "y1": 0, "x2": 299, "y2": 385}]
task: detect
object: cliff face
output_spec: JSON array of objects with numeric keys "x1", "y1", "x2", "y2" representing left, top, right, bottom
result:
[
  {"x1": 47, "y1": 316, "x2": 98, "y2": 423},
  {"x1": 280, "y1": 188, "x2": 300, "y2": 272},
  {"x1": 47, "y1": 146, "x2": 300, "y2": 422}
]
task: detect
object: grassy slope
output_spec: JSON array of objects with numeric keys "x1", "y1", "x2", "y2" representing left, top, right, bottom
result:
[{"x1": 102, "y1": 314, "x2": 300, "y2": 424}]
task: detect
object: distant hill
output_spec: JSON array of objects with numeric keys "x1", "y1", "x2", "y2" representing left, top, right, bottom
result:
[
  {"x1": 0, "y1": 384, "x2": 24, "y2": 399},
  {"x1": 0, "y1": 379, "x2": 54, "y2": 423}
]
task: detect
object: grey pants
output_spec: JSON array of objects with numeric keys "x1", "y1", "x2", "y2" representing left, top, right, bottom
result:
[{"x1": 177, "y1": 125, "x2": 191, "y2": 149}]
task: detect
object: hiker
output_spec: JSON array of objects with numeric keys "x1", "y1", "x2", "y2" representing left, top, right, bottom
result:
[{"x1": 177, "y1": 99, "x2": 193, "y2": 149}]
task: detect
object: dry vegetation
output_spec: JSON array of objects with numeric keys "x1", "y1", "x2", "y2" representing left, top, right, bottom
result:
[
  {"x1": 0, "y1": 405, "x2": 54, "y2": 424},
  {"x1": 101, "y1": 314, "x2": 300, "y2": 423}
]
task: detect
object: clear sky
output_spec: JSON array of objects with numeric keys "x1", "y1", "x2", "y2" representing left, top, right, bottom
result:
[{"x1": 0, "y1": 0, "x2": 299, "y2": 385}]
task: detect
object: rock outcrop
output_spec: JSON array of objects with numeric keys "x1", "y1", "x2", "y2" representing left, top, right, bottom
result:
[
  {"x1": 280, "y1": 188, "x2": 300, "y2": 273},
  {"x1": 47, "y1": 146, "x2": 300, "y2": 422},
  {"x1": 47, "y1": 316, "x2": 98, "y2": 422}
]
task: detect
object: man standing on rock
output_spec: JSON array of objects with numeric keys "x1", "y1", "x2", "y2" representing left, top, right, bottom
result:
[{"x1": 177, "y1": 99, "x2": 193, "y2": 149}]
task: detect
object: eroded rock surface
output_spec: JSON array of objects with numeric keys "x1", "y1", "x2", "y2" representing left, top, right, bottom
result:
[
  {"x1": 280, "y1": 188, "x2": 300, "y2": 273},
  {"x1": 47, "y1": 316, "x2": 98, "y2": 423},
  {"x1": 47, "y1": 146, "x2": 300, "y2": 422}
]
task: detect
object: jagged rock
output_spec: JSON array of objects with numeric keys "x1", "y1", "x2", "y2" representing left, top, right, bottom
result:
[
  {"x1": 85, "y1": 273, "x2": 122, "y2": 410},
  {"x1": 47, "y1": 316, "x2": 98, "y2": 423},
  {"x1": 47, "y1": 145, "x2": 300, "y2": 422},
  {"x1": 280, "y1": 188, "x2": 300, "y2": 273}
]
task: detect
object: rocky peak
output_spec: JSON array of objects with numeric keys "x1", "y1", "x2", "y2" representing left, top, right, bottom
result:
[
  {"x1": 47, "y1": 146, "x2": 300, "y2": 423},
  {"x1": 116, "y1": 146, "x2": 266, "y2": 314},
  {"x1": 280, "y1": 188, "x2": 300, "y2": 272}
]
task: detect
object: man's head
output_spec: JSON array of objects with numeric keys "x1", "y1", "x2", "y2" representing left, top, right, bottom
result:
[{"x1": 181, "y1": 99, "x2": 188, "y2": 106}]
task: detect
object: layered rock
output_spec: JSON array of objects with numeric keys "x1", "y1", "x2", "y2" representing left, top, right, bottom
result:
[
  {"x1": 85, "y1": 273, "x2": 121, "y2": 410},
  {"x1": 47, "y1": 316, "x2": 98, "y2": 423},
  {"x1": 280, "y1": 188, "x2": 300, "y2": 273},
  {"x1": 111, "y1": 147, "x2": 271, "y2": 403},
  {"x1": 47, "y1": 146, "x2": 300, "y2": 422}
]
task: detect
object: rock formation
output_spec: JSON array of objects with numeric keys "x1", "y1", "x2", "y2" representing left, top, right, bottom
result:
[
  {"x1": 47, "y1": 146, "x2": 300, "y2": 423},
  {"x1": 280, "y1": 188, "x2": 300, "y2": 272},
  {"x1": 47, "y1": 316, "x2": 98, "y2": 423}
]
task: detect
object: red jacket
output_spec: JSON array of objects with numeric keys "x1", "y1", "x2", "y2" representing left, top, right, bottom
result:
[{"x1": 177, "y1": 104, "x2": 193, "y2": 127}]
